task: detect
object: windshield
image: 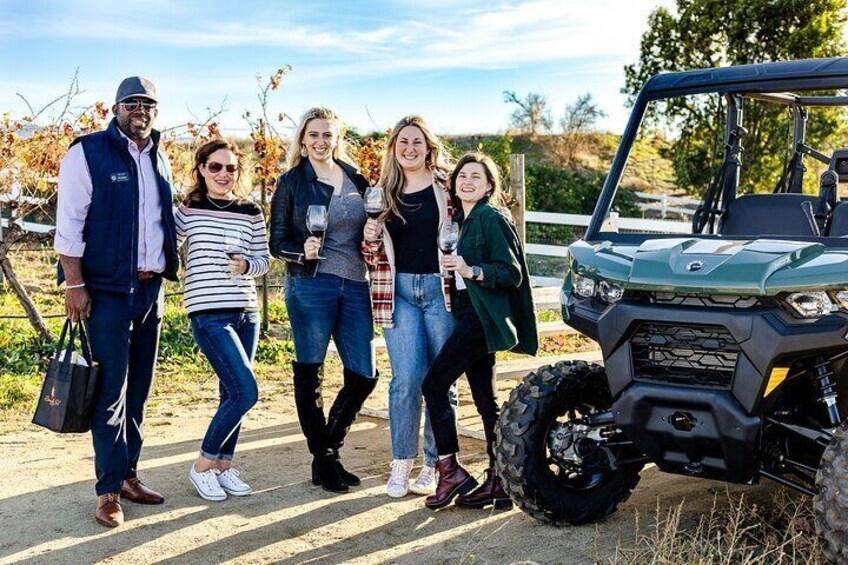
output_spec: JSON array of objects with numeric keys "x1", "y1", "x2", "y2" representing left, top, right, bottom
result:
[{"x1": 601, "y1": 91, "x2": 848, "y2": 242}]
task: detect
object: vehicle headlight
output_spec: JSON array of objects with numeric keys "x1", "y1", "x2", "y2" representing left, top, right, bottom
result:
[
  {"x1": 599, "y1": 281, "x2": 624, "y2": 303},
  {"x1": 834, "y1": 290, "x2": 848, "y2": 310},
  {"x1": 785, "y1": 291, "x2": 836, "y2": 318},
  {"x1": 572, "y1": 274, "x2": 596, "y2": 298}
]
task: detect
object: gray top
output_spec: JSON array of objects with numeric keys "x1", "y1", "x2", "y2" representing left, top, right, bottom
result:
[{"x1": 317, "y1": 174, "x2": 367, "y2": 282}]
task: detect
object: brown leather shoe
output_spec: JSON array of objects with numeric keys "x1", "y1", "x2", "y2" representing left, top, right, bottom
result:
[
  {"x1": 456, "y1": 467, "x2": 513, "y2": 510},
  {"x1": 425, "y1": 455, "x2": 478, "y2": 510},
  {"x1": 121, "y1": 477, "x2": 165, "y2": 505},
  {"x1": 95, "y1": 493, "x2": 124, "y2": 528}
]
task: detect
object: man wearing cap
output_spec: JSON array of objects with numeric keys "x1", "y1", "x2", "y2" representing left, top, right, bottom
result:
[{"x1": 54, "y1": 77, "x2": 179, "y2": 527}]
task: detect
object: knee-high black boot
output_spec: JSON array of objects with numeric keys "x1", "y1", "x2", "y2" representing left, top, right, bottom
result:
[
  {"x1": 325, "y1": 368, "x2": 378, "y2": 486},
  {"x1": 292, "y1": 361, "x2": 348, "y2": 493}
]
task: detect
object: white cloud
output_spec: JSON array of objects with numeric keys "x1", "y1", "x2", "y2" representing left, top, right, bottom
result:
[{"x1": 4, "y1": 0, "x2": 672, "y2": 75}]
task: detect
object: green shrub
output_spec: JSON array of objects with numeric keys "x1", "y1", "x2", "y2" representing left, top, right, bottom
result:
[
  {"x1": 158, "y1": 304, "x2": 201, "y2": 361},
  {"x1": 0, "y1": 373, "x2": 41, "y2": 412},
  {"x1": 255, "y1": 337, "x2": 295, "y2": 365},
  {"x1": 525, "y1": 164, "x2": 638, "y2": 216}
]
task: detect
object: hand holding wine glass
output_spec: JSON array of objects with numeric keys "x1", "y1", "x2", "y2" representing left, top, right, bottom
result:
[
  {"x1": 306, "y1": 205, "x2": 328, "y2": 260},
  {"x1": 223, "y1": 228, "x2": 247, "y2": 278},
  {"x1": 438, "y1": 221, "x2": 459, "y2": 278},
  {"x1": 363, "y1": 187, "x2": 384, "y2": 242}
]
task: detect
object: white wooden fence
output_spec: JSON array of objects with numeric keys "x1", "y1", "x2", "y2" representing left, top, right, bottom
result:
[
  {"x1": 1, "y1": 205, "x2": 695, "y2": 288},
  {"x1": 634, "y1": 191, "x2": 700, "y2": 219}
]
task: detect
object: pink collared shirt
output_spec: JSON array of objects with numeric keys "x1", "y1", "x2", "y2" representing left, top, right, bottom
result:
[{"x1": 54, "y1": 131, "x2": 166, "y2": 272}]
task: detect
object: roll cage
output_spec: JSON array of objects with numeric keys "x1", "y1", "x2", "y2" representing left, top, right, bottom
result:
[{"x1": 588, "y1": 57, "x2": 848, "y2": 245}]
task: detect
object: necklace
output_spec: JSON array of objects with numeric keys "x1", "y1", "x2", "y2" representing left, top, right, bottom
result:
[
  {"x1": 206, "y1": 195, "x2": 235, "y2": 209},
  {"x1": 316, "y1": 166, "x2": 340, "y2": 184}
]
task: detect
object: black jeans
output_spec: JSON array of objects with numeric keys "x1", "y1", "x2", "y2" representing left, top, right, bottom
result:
[{"x1": 422, "y1": 290, "x2": 498, "y2": 465}]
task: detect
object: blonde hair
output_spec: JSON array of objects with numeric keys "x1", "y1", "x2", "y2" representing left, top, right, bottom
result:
[
  {"x1": 287, "y1": 107, "x2": 354, "y2": 169},
  {"x1": 379, "y1": 115, "x2": 454, "y2": 223},
  {"x1": 451, "y1": 152, "x2": 504, "y2": 207}
]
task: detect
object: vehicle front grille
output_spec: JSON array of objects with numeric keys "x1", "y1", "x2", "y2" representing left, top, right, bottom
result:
[
  {"x1": 630, "y1": 323, "x2": 739, "y2": 389},
  {"x1": 643, "y1": 292, "x2": 760, "y2": 309}
]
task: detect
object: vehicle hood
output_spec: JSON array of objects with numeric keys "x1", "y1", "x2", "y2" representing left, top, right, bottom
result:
[{"x1": 569, "y1": 237, "x2": 848, "y2": 294}]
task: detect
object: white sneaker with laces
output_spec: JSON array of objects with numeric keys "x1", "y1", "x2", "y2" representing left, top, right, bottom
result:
[
  {"x1": 190, "y1": 463, "x2": 227, "y2": 501},
  {"x1": 408, "y1": 464, "x2": 437, "y2": 495},
  {"x1": 386, "y1": 458, "x2": 414, "y2": 498},
  {"x1": 217, "y1": 468, "x2": 252, "y2": 496}
]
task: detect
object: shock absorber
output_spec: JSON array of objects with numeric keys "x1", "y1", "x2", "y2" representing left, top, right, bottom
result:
[{"x1": 813, "y1": 357, "x2": 841, "y2": 426}]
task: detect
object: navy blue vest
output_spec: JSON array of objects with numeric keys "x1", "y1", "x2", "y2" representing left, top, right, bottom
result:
[{"x1": 59, "y1": 119, "x2": 179, "y2": 293}]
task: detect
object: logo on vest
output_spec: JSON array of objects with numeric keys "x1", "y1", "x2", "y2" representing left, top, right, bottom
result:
[{"x1": 110, "y1": 172, "x2": 130, "y2": 183}]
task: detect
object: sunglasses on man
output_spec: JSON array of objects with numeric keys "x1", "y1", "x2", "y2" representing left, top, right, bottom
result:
[
  {"x1": 204, "y1": 162, "x2": 239, "y2": 174},
  {"x1": 120, "y1": 100, "x2": 158, "y2": 112}
]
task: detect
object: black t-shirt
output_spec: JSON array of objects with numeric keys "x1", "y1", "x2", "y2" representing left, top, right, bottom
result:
[{"x1": 385, "y1": 186, "x2": 440, "y2": 274}]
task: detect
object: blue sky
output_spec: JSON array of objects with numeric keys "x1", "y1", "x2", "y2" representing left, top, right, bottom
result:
[{"x1": 0, "y1": 0, "x2": 673, "y2": 137}]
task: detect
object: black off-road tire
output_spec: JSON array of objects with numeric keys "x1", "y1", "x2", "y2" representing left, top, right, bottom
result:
[
  {"x1": 814, "y1": 421, "x2": 848, "y2": 563},
  {"x1": 495, "y1": 360, "x2": 643, "y2": 525}
]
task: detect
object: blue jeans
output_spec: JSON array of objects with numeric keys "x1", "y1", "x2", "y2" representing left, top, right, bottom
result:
[
  {"x1": 191, "y1": 311, "x2": 260, "y2": 460},
  {"x1": 284, "y1": 273, "x2": 375, "y2": 377},
  {"x1": 384, "y1": 274, "x2": 458, "y2": 466},
  {"x1": 88, "y1": 277, "x2": 162, "y2": 496}
]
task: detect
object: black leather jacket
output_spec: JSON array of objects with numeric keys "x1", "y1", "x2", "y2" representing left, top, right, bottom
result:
[{"x1": 269, "y1": 158, "x2": 370, "y2": 277}]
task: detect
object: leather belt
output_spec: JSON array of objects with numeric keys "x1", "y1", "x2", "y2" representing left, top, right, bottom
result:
[{"x1": 137, "y1": 271, "x2": 158, "y2": 281}]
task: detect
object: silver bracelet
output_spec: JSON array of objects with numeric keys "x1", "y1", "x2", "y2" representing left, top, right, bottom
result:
[{"x1": 65, "y1": 283, "x2": 86, "y2": 290}]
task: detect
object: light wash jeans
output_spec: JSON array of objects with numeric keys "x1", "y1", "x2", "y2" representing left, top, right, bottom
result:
[{"x1": 384, "y1": 273, "x2": 458, "y2": 467}]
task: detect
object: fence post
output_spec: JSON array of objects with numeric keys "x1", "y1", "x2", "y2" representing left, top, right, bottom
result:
[
  {"x1": 509, "y1": 154, "x2": 526, "y2": 246},
  {"x1": 0, "y1": 200, "x2": 4, "y2": 286},
  {"x1": 260, "y1": 185, "x2": 269, "y2": 335}
]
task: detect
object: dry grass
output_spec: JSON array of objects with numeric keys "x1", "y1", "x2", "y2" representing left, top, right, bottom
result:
[{"x1": 605, "y1": 489, "x2": 826, "y2": 565}]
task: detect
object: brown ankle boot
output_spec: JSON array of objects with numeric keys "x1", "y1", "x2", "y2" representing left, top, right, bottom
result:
[
  {"x1": 425, "y1": 455, "x2": 478, "y2": 510},
  {"x1": 95, "y1": 493, "x2": 124, "y2": 527},
  {"x1": 456, "y1": 467, "x2": 513, "y2": 510}
]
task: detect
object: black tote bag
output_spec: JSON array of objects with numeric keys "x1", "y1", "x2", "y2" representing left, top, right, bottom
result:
[{"x1": 32, "y1": 319, "x2": 100, "y2": 433}]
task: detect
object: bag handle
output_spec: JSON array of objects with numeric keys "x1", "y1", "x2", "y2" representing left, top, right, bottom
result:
[
  {"x1": 58, "y1": 321, "x2": 79, "y2": 379},
  {"x1": 75, "y1": 320, "x2": 94, "y2": 365},
  {"x1": 53, "y1": 318, "x2": 72, "y2": 358}
]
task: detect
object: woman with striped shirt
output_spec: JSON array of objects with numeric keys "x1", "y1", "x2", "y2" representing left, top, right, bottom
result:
[{"x1": 175, "y1": 139, "x2": 270, "y2": 502}]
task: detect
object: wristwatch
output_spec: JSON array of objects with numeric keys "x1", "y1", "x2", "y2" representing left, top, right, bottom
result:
[{"x1": 471, "y1": 265, "x2": 482, "y2": 280}]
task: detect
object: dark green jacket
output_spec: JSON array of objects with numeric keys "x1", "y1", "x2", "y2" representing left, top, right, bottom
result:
[{"x1": 457, "y1": 202, "x2": 538, "y2": 356}]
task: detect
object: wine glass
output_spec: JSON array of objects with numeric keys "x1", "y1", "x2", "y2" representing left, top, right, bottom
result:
[
  {"x1": 438, "y1": 221, "x2": 459, "y2": 278},
  {"x1": 222, "y1": 228, "x2": 245, "y2": 280},
  {"x1": 306, "y1": 205, "x2": 328, "y2": 260},
  {"x1": 363, "y1": 186, "x2": 385, "y2": 220}
]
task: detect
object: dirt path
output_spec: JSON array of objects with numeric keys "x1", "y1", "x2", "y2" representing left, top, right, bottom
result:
[{"x1": 0, "y1": 386, "x2": 775, "y2": 565}]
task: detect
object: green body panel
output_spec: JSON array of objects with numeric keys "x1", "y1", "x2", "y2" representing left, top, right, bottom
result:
[{"x1": 567, "y1": 237, "x2": 848, "y2": 295}]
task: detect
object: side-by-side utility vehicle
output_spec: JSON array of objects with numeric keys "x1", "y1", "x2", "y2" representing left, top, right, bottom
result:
[{"x1": 494, "y1": 57, "x2": 848, "y2": 561}]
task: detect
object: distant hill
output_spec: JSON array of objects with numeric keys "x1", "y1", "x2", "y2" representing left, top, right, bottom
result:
[{"x1": 447, "y1": 133, "x2": 679, "y2": 195}]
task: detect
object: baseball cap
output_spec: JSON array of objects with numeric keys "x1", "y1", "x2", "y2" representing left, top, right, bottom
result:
[{"x1": 115, "y1": 76, "x2": 158, "y2": 104}]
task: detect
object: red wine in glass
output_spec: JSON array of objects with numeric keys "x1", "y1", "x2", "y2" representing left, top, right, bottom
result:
[
  {"x1": 438, "y1": 221, "x2": 460, "y2": 277},
  {"x1": 306, "y1": 205, "x2": 328, "y2": 260}
]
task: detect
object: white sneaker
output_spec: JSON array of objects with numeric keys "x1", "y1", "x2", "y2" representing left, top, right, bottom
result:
[
  {"x1": 386, "y1": 458, "x2": 414, "y2": 498},
  {"x1": 409, "y1": 464, "x2": 437, "y2": 495},
  {"x1": 217, "y1": 468, "x2": 252, "y2": 496},
  {"x1": 190, "y1": 463, "x2": 227, "y2": 501}
]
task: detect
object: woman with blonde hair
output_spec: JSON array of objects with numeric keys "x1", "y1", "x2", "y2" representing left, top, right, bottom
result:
[
  {"x1": 363, "y1": 115, "x2": 459, "y2": 498},
  {"x1": 175, "y1": 138, "x2": 270, "y2": 501},
  {"x1": 270, "y1": 107, "x2": 376, "y2": 494}
]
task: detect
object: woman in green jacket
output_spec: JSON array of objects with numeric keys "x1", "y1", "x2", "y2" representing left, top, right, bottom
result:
[{"x1": 421, "y1": 152, "x2": 538, "y2": 511}]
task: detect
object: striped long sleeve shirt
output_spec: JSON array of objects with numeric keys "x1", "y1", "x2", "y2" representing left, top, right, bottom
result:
[{"x1": 175, "y1": 197, "x2": 270, "y2": 316}]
